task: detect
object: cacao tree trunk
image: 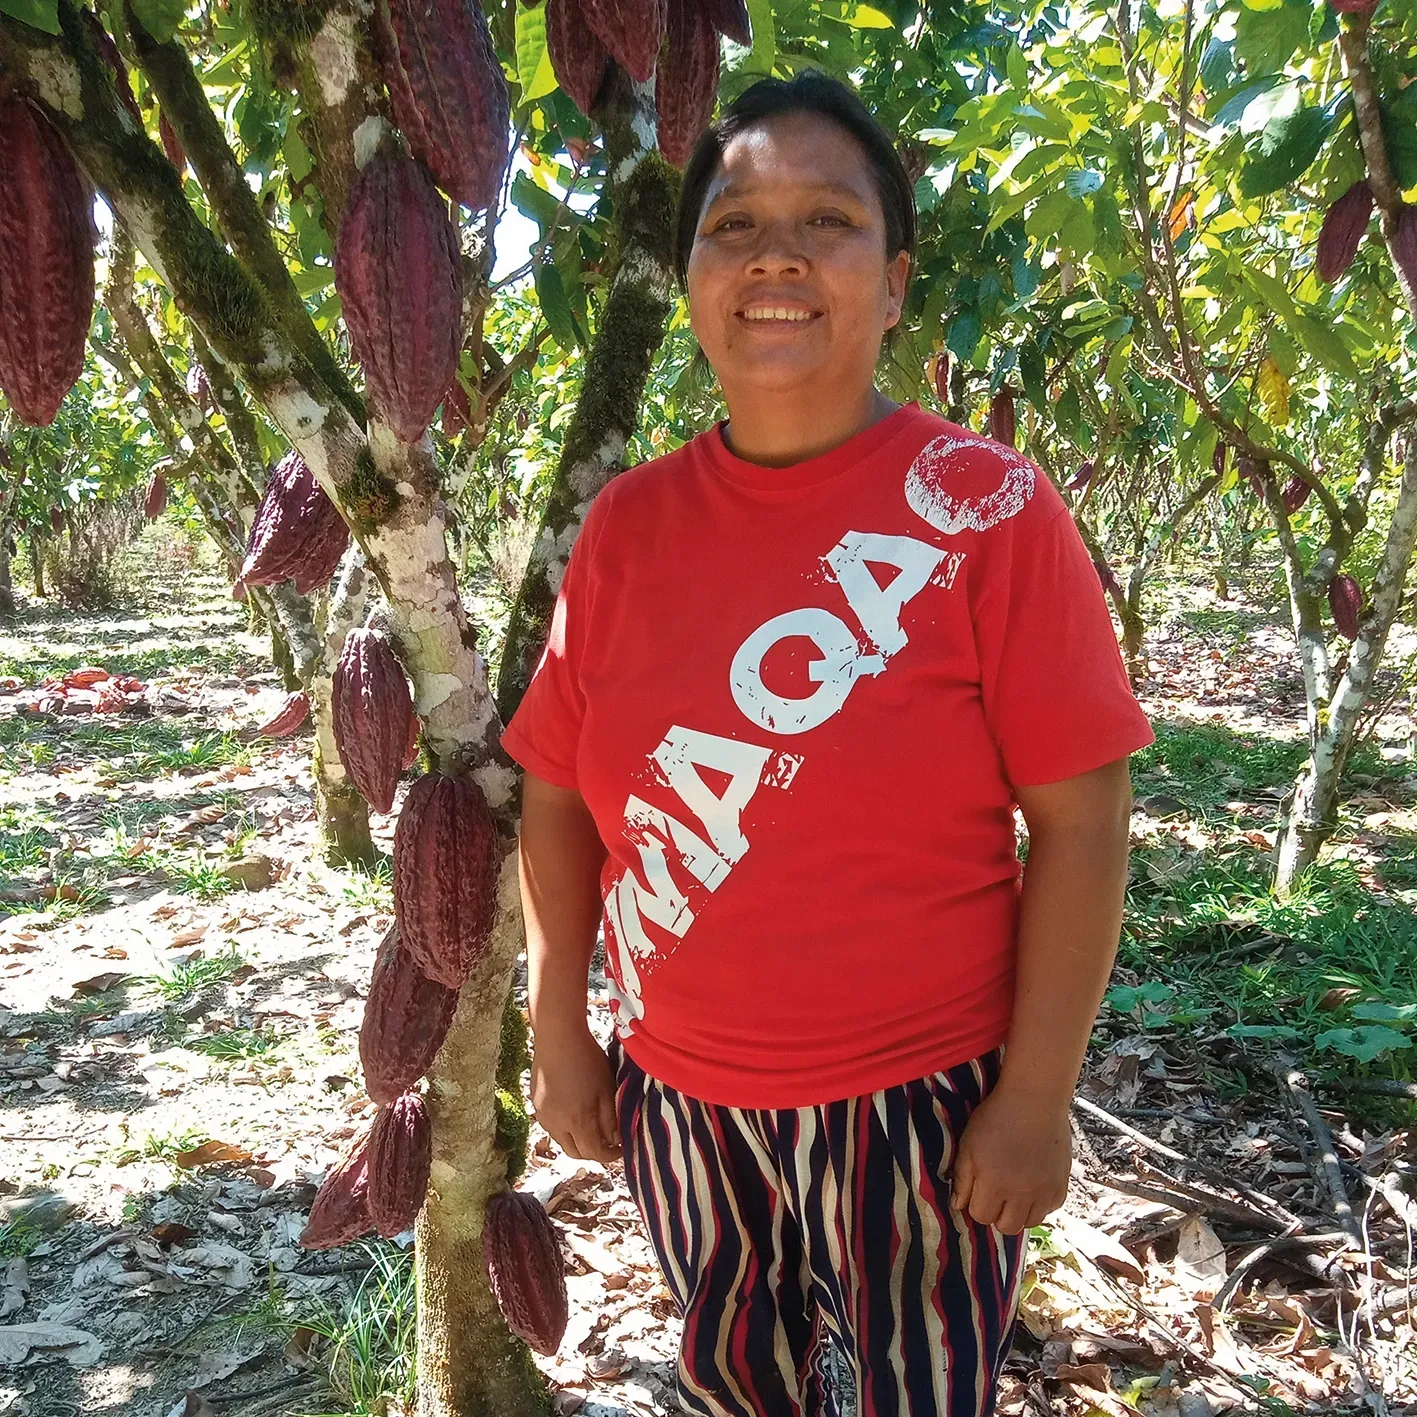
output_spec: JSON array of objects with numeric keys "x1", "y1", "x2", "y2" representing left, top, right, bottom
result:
[
  {"x1": 1274, "y1": 442, "x2": 1417, "y2": 892},
  {"x1": 0, "y1": 536, "x2": 12, "y2": 615},
  {"x1": 29, "y1": 537, "x2": 44, "y2": 599}
]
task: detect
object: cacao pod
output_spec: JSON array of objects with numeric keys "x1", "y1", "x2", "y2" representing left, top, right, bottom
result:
[
  {"x1": 81, "y1": 11, "x2": 143, "y2": 126},
  {"x1": 64, "y1": 666, "x2": 108, "y2": 689},
  {"x1": 1066, "y1": 459, "x2": 1095, "y2": 491},
  {"x1": 1212, "y1": 442, "x2": 1227, "y2": 476},
  {"x1": 656, "y1": 0, "x2": 720, "y2": 168},
  {"x1": 546, "y1": 0, "x2": 612, "y2": 119},
  {"x1": 186, "y1": 362, "x2": 212, "y2": 411},
  {"x1": 1327, "y1": 0, "x2": 1377, "y2": 11},
  {"x1": 49, "y1": 506, "x2": 64, "y2": 534},
  {"x1": 367, "y1": 1091, "x2": 432, "y2": 1238},
  {"x1": 144, "y1": 471, "x2": 168, "y2": 520},
  {"x1": 988, "y1": 388, "x2": 1016, "y2": 448},
  {"x1": 1236, "y1": 455, "x2": 1267, "y2": 499},
  {"x1": 335, "y1": 151, "x2": 462, "y2": 444},
  {"x1": 300, "y1": 1137, "x2": 372, "y2": 1250},
  {"x1": 701, "y1": 0, "x2": 750, "y2": 45},
  {"x1": 359, "y1": 925, "x2": 459, "y2": 1103},
  {"x1": 257, "y1": 690, "x2": 310, "y2": 737},
  {"x1": 933, "y1": 352, "x2": 950, "y2": 404},
  {"x1": 1316, "y1": 181, "x2": 1372, "y2": 283},
  {"x1": 332, "y1": 627, "x2": 416, "y2": 814},
  {"x1": 375, "y1": 0, "x2": 511, "y2": 212},
  {"x1": 159, "y1": 112, "x2": 187, "y2": 174},
  {"x1": 1094, "y1": 559, "x2": 1121, "y2": 597},
  {"x1": 1281, "y1": 475, "x2": 1312, "y2": 515},
  {"x1": 483, "y1": 1189, "x2": 569, "y2": 1356},
  {"x1": 393, "y1": 771, "x2": 500, "y2": 987},
  {"x1": 1328, "y1": 573, "x2": 1362, "y2": 640},
  {"x1": 442, "y1": 375, "x2": 471, "y2": 438},
  {"x1": 236, "y1": 450, "x2": 349, "y2": 595},
  {"x1": 0, "y1": 99, "x2": 98, "y2": 428},
  {"x1": 1394, "y1": 205, "x2": 1417, "y2": 298},
  {"x1": 579, "y1": 0, "x2": 665, "y2": 84}
]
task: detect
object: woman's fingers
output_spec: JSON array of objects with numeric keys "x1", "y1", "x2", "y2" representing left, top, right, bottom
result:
[{"x1": 597, "y1": 1088, "x2": 622, "y2": 1158}]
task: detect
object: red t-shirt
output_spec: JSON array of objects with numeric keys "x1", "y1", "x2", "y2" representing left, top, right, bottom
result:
[{"x1": 501, "y1": 403, "x2": 1154, "y2": 1108}]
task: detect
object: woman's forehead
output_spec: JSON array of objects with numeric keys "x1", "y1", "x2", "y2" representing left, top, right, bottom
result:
[{"x1": 706, "y1": 115, "x2": 875, "y2": 202}]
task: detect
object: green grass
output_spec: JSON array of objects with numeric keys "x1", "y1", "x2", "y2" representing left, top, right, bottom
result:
[
  {"x1": 0, "y1": 640, "x2": 260, "y2": 686},
  {"x1": 0, "y1": 821, "x2": 58, "y2": 878},
  {"x1": 0, "y1": 1220, "x2": 44, "y2": 1258},
  {"x1": 139, "y1": 949, "x2": 245, "y2": 1001},
  {"x1": 337, "y1": 858, "x2": 393, "y2": 912},
  {"x1": 112, "y1": 1127, "x2": 211, "y2": 1166},
  {"x1": 183, "y1": 1027, "x2": 277, "y2": 1061},
  {"x1": 158, "y1": 849, "x2": 237, "y2": 900},
  {"x1": 0, "y1": 718, "x2": 252, "y2": 780}
]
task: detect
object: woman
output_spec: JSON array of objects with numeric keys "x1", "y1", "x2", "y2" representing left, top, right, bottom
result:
[{"x1": 501, "y1": 71, "x2": 1154, "y2": 1417}]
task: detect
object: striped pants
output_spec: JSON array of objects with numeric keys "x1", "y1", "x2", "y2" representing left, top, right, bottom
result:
[{"x1": 612, "y1": 1041, "x2": 1026, "y2": 1417}]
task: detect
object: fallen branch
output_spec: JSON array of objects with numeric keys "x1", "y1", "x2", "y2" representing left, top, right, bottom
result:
[
  {"x1": 1274, "y1": 1062, "x2": 1363, "y2": 1248},
  {"x1": 1321, "y1": 1077, "x2": 1417, "y2": 1101}
]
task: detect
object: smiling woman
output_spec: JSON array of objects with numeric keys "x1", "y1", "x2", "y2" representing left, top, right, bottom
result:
[{"x1": 503, "y1": 69, "x2": 1154, "y2": 1417}]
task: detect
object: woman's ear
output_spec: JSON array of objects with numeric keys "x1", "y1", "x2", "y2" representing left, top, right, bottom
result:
[{"x1": 884, "y1": 250, "x2": 911, "y2": 330}]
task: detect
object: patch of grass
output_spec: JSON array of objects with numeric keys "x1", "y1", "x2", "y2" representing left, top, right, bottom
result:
[
  {"x1": 0, "y1": 1220, "x2": 44, "y2": 1258},
  {"x1": 299, "y1": 1244, "x2": 417, "y2": 1416},
  {"x1": 160, "y1": 849, "x2": 237, "y2": 900},
  {"x1": 140, "y1": 949, "x2": 245, "y2": 1001},
  {"x1": 337, "y1": 858, "x2": 393, "y2": 912},
  {"x1": 0, "y1": 718, "x2": 252, "y2": 780},
  {"x1": 112, "y1": 1127, "x2": 210, "y2": 1166},
  {"x1": 184, "y1": 1027, "x2": 276, "y2": 1061},
  {"x1": 0, "y1": 822, "x2": 59, "y2": 879}
]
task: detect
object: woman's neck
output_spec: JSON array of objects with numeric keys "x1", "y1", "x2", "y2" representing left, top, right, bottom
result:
[{"x1": 719, "y1": 385, "x2": 900, "y2": 468}]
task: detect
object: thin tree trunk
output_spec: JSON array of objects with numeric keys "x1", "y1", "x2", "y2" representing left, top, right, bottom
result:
[
  {"x1": 29, "y1": 537, "x2": 44, "y2": 599},
  {"x1": 0, "y1": 535, "x2": 12, "y2": 615}
]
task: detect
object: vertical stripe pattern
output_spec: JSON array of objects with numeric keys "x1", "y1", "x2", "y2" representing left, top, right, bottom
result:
[{"x1": 614, "y1": 1044, "x2": 1026, "y2": 1417}]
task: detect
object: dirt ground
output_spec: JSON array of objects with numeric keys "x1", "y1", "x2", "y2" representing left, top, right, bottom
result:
[{"x1": 0, "y1": 534, "x2": 1414, "y2": 1417}]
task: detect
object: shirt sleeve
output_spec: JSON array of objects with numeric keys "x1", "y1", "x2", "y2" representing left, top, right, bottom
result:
[
  {"x1": 974, "y1": 504, "x2": 1155, "y2": 789},
  {"x1": 499, "y1": 500, "x2": 606, "y2": 791}
]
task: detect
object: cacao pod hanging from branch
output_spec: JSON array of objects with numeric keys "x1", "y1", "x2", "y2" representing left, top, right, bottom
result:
[
  {"x1": 235, "y1": 450, "x2": 349, "y2": 596},
  {"x1": 332, "y1": 627, "x2": 417, "y2": 815},
  {"x1": 359, "y1": 926, "x2": 460, "y2": 1104},
  {"x1": 1316, "y1": 181, "x2": 1372, "y2": 283},
  {"x1": 1328, "y1": 573, "x2": 1363, "y2": 640},
  {"x1": 256, "y1": 690, "x2": 311, "y2": 738},
  {"x1": 701, "y1": 0, "x2": 750, "y2": 44},
  {"x1": 1281, "y1": 475, "x2": 1313, "y2": 515},
  {"x1": 334, "y1": 150, "x2": 463, "y2": 444},
  {"x1": 483, "y1": 1190, "x2": 569, "y2": 1356},
  {"x1": 367, "y1": 1091, "x2": 432, "y2": 1238},
  {"x1": 374, "y1": 0, "x2": 511, "y2": 212},
  {"x1": 988, "y1": 387, "x2": 1017, "y2": 448},
  {"x1": 1065, "y1": 459, "x2": 1095, "y2": 491},
  {"x1": 392, "y1": 771, "x2": 500, "y2": 988},
  {"x1": 144, "y1": 472, "x2": 168, "y2": 520},
  {"x1": 299, "y1": 1137, "x2": 373, "y2": 1250},
  {"x1": 0, "y1": 99, "x2": 98, "y2": 428},
  {"x1": 656, "y1": 0, "x2": 721, "y2": 167},
  {"x1": 579, "y1": 0, "x2": 666, "y2": 84},
  {"x1": 546, "y1": 0, "x2": 613, "y2": 118}
]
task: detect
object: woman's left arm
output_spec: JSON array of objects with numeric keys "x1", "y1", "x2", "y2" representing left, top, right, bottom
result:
[{"x1": 949, "y1": 755, "x2": 1134, "y2": 1234}]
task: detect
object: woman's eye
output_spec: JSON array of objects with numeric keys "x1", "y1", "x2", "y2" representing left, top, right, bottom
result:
[{"x1": 813, "y1": 214, "x2": 849, "y2": 227}]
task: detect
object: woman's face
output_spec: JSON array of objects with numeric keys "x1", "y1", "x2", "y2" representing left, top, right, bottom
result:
[{"x1": 685, "y1": 111, "x2": 910, "y2": 400}]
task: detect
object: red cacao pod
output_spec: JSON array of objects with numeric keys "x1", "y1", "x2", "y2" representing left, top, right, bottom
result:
[
  {"x1": 579, "y1": 0, "x2": 665, "y2": 84},
  {"x1": 257, "y1": 690, "x2": 310, "y2": 737},
  {"x1": 332, "y1": 627, "x2": 416, "y2": 814},
  {"x1": 335, "y1": 150, "x2": 462, "y2": 444},
  {"x1": 159, "y1": 112, "x2": 187, "y2": 174},
  {"x1": 442, "y1": 375, "x2": 471, "y2": 438},
  {"x1": 360, "y1": 926, "x2": 459, "y2": 1103},
  {"x1": 393, "y1": 771, "x2": 500, "y2": 987},
  {"x1": 932, "y1": 352, "x2": 950, "y2": 404},
  {"x1": 81, "y1": 11, "x2": 143, "y2": 126},
  {"x1": 483, "y1": 1190, "x2": 569, "y2": 1356},
  {"x1": 1327, "y1": 0, "x2": 1377, "y2": 11},
  {"x1": 375, "y1": 0, "x2": 510, "y2": 212},
  {"x1": 1237, "y1": 455, "x2": 1267, "y2": 498},
  {"x1": 1065, "y1": 459, "x2": 1095, "y2": 491},
  {"x1": 656, "y1": 0, "x2": 720, "y2": 167},
  {"x1": 49, "y1": 505, "x2": 65, "y2": 534},
  {"x1": 546, "y1": 0, "x2": 612, "y2": 118},
  {"x1": 300, "y1": 1137, "x2": 372, "y2": 1250},
  {"x1": 1328, "y1": 573, "x2": 1362, "y2": 640},
  {"x1": 1281, "y1": 475, "x2": 1313, "y2": 515},
  {"x1": 144, "y1": 471, "x2": 168, "y2": 520},
  {"x1": 367, "y1": 1091, "x2": 432, "y2": 1238},
  {"x1": 1316, "y1": 181, "x2": 1372, "y2": 283},
  {"x1": 236, "y1": 450, "x2": 349, "y2": 595},
  {"x1": 1212, "y1": 442, "x2": 1227, "y2": 476},
  {"x1": 0, "y1": 99, "x2": 98, "y2": 428},
  {"x1": 1394, "y1": 205, "x2": 1417, "y2": 297},
  {"x1": 988, "y1": 388, "x2": 1016, "y2": 448},
  {"x1": 701, "y1": 0, "x2": 750, "y2": 44}
]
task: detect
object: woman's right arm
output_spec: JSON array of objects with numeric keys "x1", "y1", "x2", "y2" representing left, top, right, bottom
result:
[{"x1": 518, "y1": 772, "x2": 621, "y2": 1163}]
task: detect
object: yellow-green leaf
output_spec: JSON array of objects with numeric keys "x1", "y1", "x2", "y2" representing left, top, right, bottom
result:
[{"x1": 1257, "y1": 356, "x2": 1291, "y2": 427}]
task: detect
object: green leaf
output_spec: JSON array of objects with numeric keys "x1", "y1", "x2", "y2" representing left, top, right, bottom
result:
[
  {"x1": 1240, "y1": 266, "x2": 1358, "y2": 380},
  {"x1": 1238, "y1": 104, "x2": 1333, "y2": 199},
  {"x1": 1226, "y1": 1024, "x2": 1301, "y2": 1040},
  {"x1": 1315, "y1": 1026, "x2": 1412, "y2": 1063},
  {"x1": 946, "y1": 309, "x2": 981, "y2": 362},
  {"x1": 511, "y1": 170, "x2": 561, "y2": 230},
  {"x1": 0, "y1": 0, "x2": 60, "y2": 34},
  {"x1": 1006, "y1": 42, "x2": 1028, "y2": 94},
  {"x1": 515, "y1": 3, "x2": 558, "y2": 101},
  {"x1": 1063, "y1": 168, "x2": 1102, "y2": 197},
  {"x1": 533, "y1": 261, "x2": 580, "y2": 351},
  {"x1": 1106, "y1": 981, "x2": 1173, "y2": 1013},
  {"x1": 744, "y1": 0, "x2": 774, "y2": 72},
  {"x1": 130, "y1": 0, "x2": 185, "y2": 43},
  {"x1": 1351, "y1": 1002, "x2": 1417, "y2": 1023},
  {"x1": 840, "y1": 3, "x2": 892, "y2": 27}
]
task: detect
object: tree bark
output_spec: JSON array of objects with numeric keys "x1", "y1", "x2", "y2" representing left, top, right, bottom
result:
[{"x1": 0, "y1": 537, "x2": 12, "y2": 615}]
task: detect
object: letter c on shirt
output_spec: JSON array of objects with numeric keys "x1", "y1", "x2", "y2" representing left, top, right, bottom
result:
[{"x1": 729, "y1": 607, "x2": 885, "y2": 736}]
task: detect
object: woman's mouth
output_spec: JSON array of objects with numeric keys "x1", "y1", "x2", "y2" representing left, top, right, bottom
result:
[{"x1": 736, "y1": 306, "x2": 822, "y2": 326}]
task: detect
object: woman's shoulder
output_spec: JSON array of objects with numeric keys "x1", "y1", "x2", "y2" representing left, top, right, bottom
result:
[{"x1": 581, "y1": 435, "x2": 706, "y2": 533}]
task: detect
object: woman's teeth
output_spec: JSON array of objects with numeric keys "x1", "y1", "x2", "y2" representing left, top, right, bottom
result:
[{"x1": 742, "y1": 308, "x2": 815, "y2": 321}]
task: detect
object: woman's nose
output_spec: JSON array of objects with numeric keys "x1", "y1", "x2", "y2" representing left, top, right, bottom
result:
[{"x1": 744, "y1": 223, "x2": 807, "y2": 276}]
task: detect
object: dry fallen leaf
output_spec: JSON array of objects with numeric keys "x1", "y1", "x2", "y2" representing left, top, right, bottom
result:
[{"x1": 174, "y1": 1140, "x2": 254, "y2": 1169}]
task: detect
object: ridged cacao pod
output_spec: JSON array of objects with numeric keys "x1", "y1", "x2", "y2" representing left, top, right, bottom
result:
[
  {"x1": 1316, "y1": 181, "x2": 1372, "y2": 283},
  {"x1": 257, "y1": 690, "x2": 310, "y2": 737},
  {"x1": 701, "y1": 0, "x2": 750, "y2": 45},
  {"x1": 657, "y1": 0, "x2": 720, "y2": 167},
  {"x1": 1394, "y1": 206, "x2": 1417, "y2": 298},
  {"x1": 933, "y1": 352, "x2": 950, "y2": 404},
  {"x1": 236, "y1": 450, "x2": 349, "y2": 595},
  {"x1": 483, "y1": 1190, "x2": 569, "y2": 1356},
  {"x1": 360, "y1": 926, "x2": 459, "y2": 1103},
  {"x1": 1237, "y1": 455, "x2": 1267, "y2": 498},
  {"x1": 186, "y1": 362, "x2": 211, "y2": 411},
  {"x1": 335, "y1": 151, "x2": 462, "y2": 444},
  {"x1": 1328, "y1": 573, "x2": 1362, "y2": 640},
  {"x1": 579, "y1": 0, "x2": 665, "y2": 84},
  {"x1": 332, "y1": 627, "x2": 415, "y2": 814},
  {"x1": 442, "y1": 376, "x2": 471, "y2": 438},
  {"x1": 159, "y1": 112, "x2": 187, "y2": 174},
  {"x1": 1281, "y1": 475, "x2": 1313, "y2": 515},
  {"x1": 144, "y1": 471, "x2": 168, "y2": 520},
  {"x1": 300, "y1": 1138, "x2": 372, "y2": 1250},
  {"x1": 988, "y1": 388, "x2": 1016, "y2": 448},
  {"x1": 1212, "y1": 442, "x2": 1228, "y2": 476},
  {"x1": 375, "y1": 0, "x2": 511, "y2": 212},
  {"x1": 367, "y1": 1091, "x2": 432, "y2": 1238},
  {"x1": 393, "y1": 771, "x2": 500, "y2": 987},
  {"x1": 0, "y1": 99, "x2": 98, "y2": 428},
  {"x1": 82, "y1": 11, "x2": 143, "y2": 126},
  {"x1": 1066, "y1": 459, "x2": 1095, "y2": 491},
  {"x1": 546, "y1": 0, "x2": 612, "y2": 118}
]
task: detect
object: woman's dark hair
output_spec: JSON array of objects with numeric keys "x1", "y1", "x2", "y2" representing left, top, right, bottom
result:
[{"x1": 672, "y1": 70, "x2": 917, "y2": 291}]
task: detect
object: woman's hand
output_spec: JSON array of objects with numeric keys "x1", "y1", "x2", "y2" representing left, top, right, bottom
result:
[
  {"x1": 530, "y1": 1020, "x2": 621, "y2": 1164},
  {"x1": 948, "y1": 1084, "x2": 1071, "y2": 1234}
]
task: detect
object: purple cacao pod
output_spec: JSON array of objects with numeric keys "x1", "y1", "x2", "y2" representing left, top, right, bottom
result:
[
  {"x1": 988, "y1": 388, "x2": 1016, "y2": 448},
  {"x1": 1328, "y1": 573, "x2": 1362, "y2": 640},
  {"x1": 144, "y1": 471, "x2": 168, "y2": 520},
  {"x1": 360, "y1": 926, "x2": 460, "y2": 1104},
  {"x1": 334, "y1": 150, "x2": 462, "y2": 444},
  {"x1": 483, "y1": 1190, "x2": 569, "y2": 1356},
  {"x1": 332, "y1": 627, "x2": 416, "y2": 815},
  {"x1": 701, "y1": 0, "x2": 749, "y2": 44},
  {"x1": 367, "y1": 1091, "x2": 432, "y2": 1238},
  {"x1": 546, "y1": 0, "x2": 612, "y2": 117},
  {"x1": 236, "y1": 450, "x2": 349, "y2": 595},
  {"x1": 657, "y1": 0, "x2": 721, "y2": 167},
  {"x1": 300, "y1": 1137, "x2": 372, "y2": 1250},
  {"x1": 579, "y1": 0, "x2": 665, "y2": 84},
  {"x1": 1281, "y1": 475, "x2": 1313, "y2": 515},
  {"x1": 1316, "y1": 181, "x2": 1372, "y2": 283}
]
